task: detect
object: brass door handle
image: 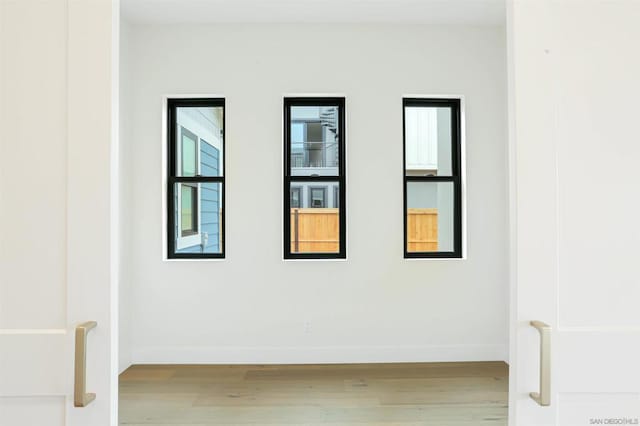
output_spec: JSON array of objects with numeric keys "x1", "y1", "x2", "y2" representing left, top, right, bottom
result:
[
  {"x1": 74, "y1": 321, "x2": 97, "y2": 407},
  {"x1": 529, "y1": 320, "x2": 551, "y2": 406}
]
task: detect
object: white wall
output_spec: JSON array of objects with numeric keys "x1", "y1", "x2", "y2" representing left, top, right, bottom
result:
[
  {"x1": 118, "y1": 19, "x2": 133, "y2": 373},
  {"x1": 121, "y1": 23, "x2": 509, "y2": 364}
]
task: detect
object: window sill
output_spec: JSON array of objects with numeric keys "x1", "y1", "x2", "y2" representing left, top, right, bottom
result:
[
  {"x1": 403, "y1": 256, "x2": 467, "y2": 261},
  {"x1": 282, "y1": 257, "x2": 347, "y2": 262},
  {"x1": 163, "y1": 257, "x2": 226, "y2": 262}
]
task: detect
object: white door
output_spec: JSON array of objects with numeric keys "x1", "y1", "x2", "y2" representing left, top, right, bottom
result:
[
  {"x1": 0, "y1": 0, "x2": 118, "y2": 425},
  {"x1": 509, "y1": 0, "x2": 640, "y2": 425}
]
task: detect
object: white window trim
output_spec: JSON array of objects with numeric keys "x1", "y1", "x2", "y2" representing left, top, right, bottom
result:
[
  {"x1": 162, "y1": 94, "x2": 226, "y2": 262},
  {"x1": 281, "y1": 92, "x2": 348, "y2": 262},
  {"x1": 402, "y1": 93, "x2": 467, "y2": 260}
]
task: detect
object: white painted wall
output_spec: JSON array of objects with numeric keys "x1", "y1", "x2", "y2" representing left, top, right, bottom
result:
[
  {"x1": 121, "y1": 23, "x2": 509, "y2": 364},
  {"x1": 118, "y1": 18, "x2": 133, "y2": 374}
]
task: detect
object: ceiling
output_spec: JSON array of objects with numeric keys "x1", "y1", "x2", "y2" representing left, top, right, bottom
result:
[{"x1": 121, "y1": 0, "x2": 505, "y2": 25}]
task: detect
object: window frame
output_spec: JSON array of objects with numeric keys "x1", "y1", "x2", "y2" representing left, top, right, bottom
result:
[
  {"x1": 179, "y1": 125, "x2": 199, "y2": 177},
  {"x1": 402, "y1": 97, "x2": 463, "y2": 259},
  {"x1": 290, "y1": 186, "x2": 302, "y2": 208},
  {"x1": 167, "y1": 97, "x2": 225, "y2": 259},
  {"x1": 308, "y1": 186, "x2": 327, "y2": 208},
  {"x1": 283, "y1": 97, "x2": 346, "y2": 260},
  {"x1": 179, "y1": 183, "x2": 199, "y2": 237}
]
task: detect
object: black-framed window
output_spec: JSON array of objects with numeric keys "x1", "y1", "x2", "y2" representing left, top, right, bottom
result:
[
  {"x1": 180, "y1": 184, "x2": 198, "y2": 236},
  {"x1": 284, "y1": 97, "x2": 346, "y2": 259},
  {"x1": 403, "y1": 98, "x2": 462, "y2": 258},
  {"x1": 309, "y1": 186, "x2": 327, "y2": 208},
  {"x1": 167, "y1": 98, "x2": 225, "y2": 258},
  {"x1": 181, "y1": 126, "x2": 198, "y2": 177},
  {"x1": 290, "y1": 186, "x2": 302, "y2": 208}
]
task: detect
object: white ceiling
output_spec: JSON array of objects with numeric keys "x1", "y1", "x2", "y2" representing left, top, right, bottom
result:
[{"x1": 121, "y1": 0, "x2": 505, "y2": 25}]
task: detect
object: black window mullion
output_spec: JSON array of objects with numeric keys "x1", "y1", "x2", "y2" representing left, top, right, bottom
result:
[
  {"x1": 284, "y1": 100, "x2": 291, "y2": 177},
  {"x1": 453, "y1": 176, "x2": 462, "y2": 258},
  {"x1": 288, "y1": 176, "x2": 340, "y2": 183},
  {"x1": 169, "y1": 176, "x2": 224, "y2": 184},
  {"x1": 405, "y1": 176, "x2": 458, "y2": 183},
  {"x1": 168, "y1": 103, "x2": 176, "y2": 177},
  {"x1": 451, "y1": 99, "x2": 462, "y2": 177}
]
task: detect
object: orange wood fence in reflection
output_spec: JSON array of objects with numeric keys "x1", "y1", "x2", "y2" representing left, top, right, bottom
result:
[
  {"x1": 290, "y1": 208, "x2": 340, "y2": 253},
  {"x1": 290, "y1": 208, "x2": 438, "y2": 253},
  {"x1": 406, "y1": 208, "x2": 438, "y2": 252}
]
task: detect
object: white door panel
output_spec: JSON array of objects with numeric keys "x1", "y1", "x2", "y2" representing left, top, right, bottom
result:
[
  {"x1": 554, "y1": 0, "x2": 640, "y2": 330},
  {"x1": 556, "y1": 330, "x2": 640, "y2": 393},
  {"x1": 0, "y1": 2, "x2": 71, "y2": 421},
  {"x1": 0, "y1": 398, "x2": 66, "y2": 426},
  {"x1": 510, "y1": 0, "x2": 640, "y2": 424},
  {"x1": 0, "y1": 0, "x2": 118, "y2": 425},
  {"x1": 0, "y1": 0, "x2": 68, "y2": 330},
  {"x1": 558, "y1": 393, "x2": 640, "y2": 426},
  {"x1": 0, "y1": 334, "x2": 68, "y2": 396}
]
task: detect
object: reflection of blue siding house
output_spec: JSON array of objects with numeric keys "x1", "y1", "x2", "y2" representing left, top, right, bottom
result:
[
  {"x1": 174, "y1": 106, "x2": 223, "y2": 254},
  {"x1": 200, "y1": 143, "x2": 221, "y2": 253},
  {"x1": 177, "y1": 141, "x2": 220, "y2": 254}
]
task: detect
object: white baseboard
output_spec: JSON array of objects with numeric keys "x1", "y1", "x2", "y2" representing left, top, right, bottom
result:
[{"x1": 131, "y1": 344, "x2": 508, "y2": 365}]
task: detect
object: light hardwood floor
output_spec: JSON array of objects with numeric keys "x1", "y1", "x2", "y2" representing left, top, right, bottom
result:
[{"x1": 119, "y1": 362, "x2": 508, "y2": 425}]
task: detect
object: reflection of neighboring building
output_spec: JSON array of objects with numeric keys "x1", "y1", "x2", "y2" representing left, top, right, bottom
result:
[
  {"x1": 290, "y1": 106, "x2": 340, "y2": 209},
  {"x1": 175, "y1": 107, "x2": 223, "y2": 254},
  {"x1": 290, "y1": 184, "x2": 340, "y2": 209}
]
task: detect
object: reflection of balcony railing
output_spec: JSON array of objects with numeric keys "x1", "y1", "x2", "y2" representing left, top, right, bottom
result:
[
  {"x1": 291, "y1": 141, "x2": 338, "y2": 168},
  {"x1": 291, "y1": 156, "x2": 338, "y2": 168}
]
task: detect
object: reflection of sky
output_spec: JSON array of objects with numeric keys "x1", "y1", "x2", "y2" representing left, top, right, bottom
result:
[
  {"x1": 291, "y1": 106, "x2": 337, "y2": 128},
  {"x1": 291, "y1": 106, "x2": 318, "y2": 118}
]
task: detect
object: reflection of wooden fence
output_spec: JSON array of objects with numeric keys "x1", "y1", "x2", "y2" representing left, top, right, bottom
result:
[
  {"x1": 407, "y1": 208, "x2": 438, "y2": 252},
  {"x1": 289, "y1": 208, "x2": 438, "y2": 253},
  {"x1": 290, "y1": 208, "x2": 339, "y2": 253}
]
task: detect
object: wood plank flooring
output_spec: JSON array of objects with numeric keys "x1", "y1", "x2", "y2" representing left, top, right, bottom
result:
[{"x1": 119, "y1": 362, "x2": 508, "y2": 425}]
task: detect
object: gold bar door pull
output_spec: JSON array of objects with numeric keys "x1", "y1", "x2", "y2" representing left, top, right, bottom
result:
[
  {"x1": 529, "y1": 320, "x2": 551, "y2": 407},
  {"x1": 74, "y1": 321, "x2": 97, "y2": 407}
]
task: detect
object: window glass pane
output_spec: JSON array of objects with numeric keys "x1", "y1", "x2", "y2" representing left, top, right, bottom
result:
[
  {"x1": 290, "y1": 106, "x2": 339, "y2": 176},
  {"x1": 181, "y1": 130, "x2": 196, "y2": 177},
  {"x1": 405, "y1": 106, "x2": 452, "y2": 176},
  {"x1": 406, "y1": 181, "x2": 454, "y2": 252},
  {"x1": 176, "y1": 106, "x2": 223, "y2": 177},
  {"x1": 289, "y1": 182, "x2": 340, "y2": 254},
  {"x1": 180, "y1": 184, "x2": 197, "y2": 235},
  {"x1": 174, "y1": 182, "x2": 223, "y2": 255}
]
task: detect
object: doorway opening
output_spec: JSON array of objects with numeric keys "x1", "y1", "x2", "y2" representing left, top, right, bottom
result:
[{"x1": 117, "y1": 2, "x2": 510, "y2": 425}]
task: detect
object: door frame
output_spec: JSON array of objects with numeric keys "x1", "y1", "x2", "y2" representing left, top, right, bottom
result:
[
  {"x1": 506, "y1": 0, "x2": 519, "y2": 424},
  {"x1": 114, "y1": 4, "x2": 523, "y2": 426}
]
